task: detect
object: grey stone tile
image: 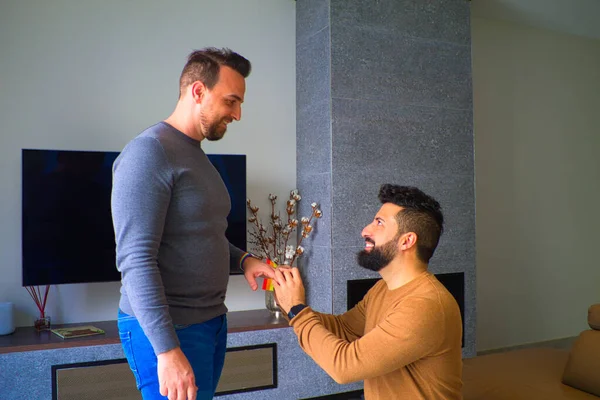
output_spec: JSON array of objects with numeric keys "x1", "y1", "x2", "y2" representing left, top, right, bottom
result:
[
  {"x1": 331, "y1": 0, "x2": 413, "y2": 36},
  {"x1": 330, "y1": 0, "x2": 470, "y2": 44},
  {"x1": 331, "y1": 98, "x2": 474, "y2": 178},
  {"x1": 297, "y1": 98, "x2": 332, "y2": 175},
  {"x1": 463, "y1": 268, "x2": 477, "y2": 357},
  {"x1": 413, "y1": 0, "x2": 471, "y2": 44},
  {"x1": 297, "y1": 0, "x2": 330, "y2": 45},
  {"x1": 299, "y1": 244, "x2": 333, "y2": 313},
  {"x1": 331, "y1": 246, "x2": 381, "y2": 315},
  {"x1": 328, "y1": 99, "x2": 474, "y2": 246},
  {"x1": 297, "y1": 171, "x2": 332, "y2": 248},
  {"x1": 429, "y1": 239, "x2": 476, "y2": 276},
  {"x1": 330, "y1": 26, "x2": 472, "y2": 109},
  {"x1": 297, "y1": 26, "x2": 331, "y2": 111}
]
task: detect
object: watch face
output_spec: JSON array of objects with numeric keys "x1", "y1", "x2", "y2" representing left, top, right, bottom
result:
[{"x1": 289, "y1": 304, "x2": 306, "y2": 318}]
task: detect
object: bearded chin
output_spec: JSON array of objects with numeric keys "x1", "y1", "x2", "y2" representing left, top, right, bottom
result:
[
  {"x1": 200, "y1": 113, "x2": 227, "y2": 141},
  {"x1": 204, "y1": 122, "x2": 226, "y2": 141},
  {"x1": 356, "y1": 241, "x2": 397, "y2": 272}
]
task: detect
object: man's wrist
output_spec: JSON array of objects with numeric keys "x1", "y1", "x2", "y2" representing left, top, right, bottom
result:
[
  {"x1": 287, "y1": 304, "x2": 307, "y2": 320},
  {"x1": 239, "y1": 252, "x2": 260, "y2": 272}
]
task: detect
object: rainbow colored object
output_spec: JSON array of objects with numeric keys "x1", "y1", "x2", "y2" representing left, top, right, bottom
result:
[{"x1": 262, "y1": 259, "x2": 278, "y2": 291}]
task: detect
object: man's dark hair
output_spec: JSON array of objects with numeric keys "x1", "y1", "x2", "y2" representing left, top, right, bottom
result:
[
  {"x1": 378, "y1": 184, "x2": 444, "y2": 264},
  {"x1": 178, "y1": 47, "x2": 251, "y2": 97}
]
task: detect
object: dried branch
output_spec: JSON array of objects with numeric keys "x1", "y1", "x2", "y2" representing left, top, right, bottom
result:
[{"x1": 247, "y1": 189, "x2": 322, "y2": 267}]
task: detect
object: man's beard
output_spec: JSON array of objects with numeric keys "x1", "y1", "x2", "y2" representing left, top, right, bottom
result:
[
  {"x1": 356, "y1": 238, "x2": 398, "y2": 272},
  {"x1": 201, "y1": 113, "x2": 229, "y2": 141}
]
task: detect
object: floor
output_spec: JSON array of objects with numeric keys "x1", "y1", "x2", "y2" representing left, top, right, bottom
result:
[{"x1": 477, "y1": 335, "x2": 577, "y2": 356}]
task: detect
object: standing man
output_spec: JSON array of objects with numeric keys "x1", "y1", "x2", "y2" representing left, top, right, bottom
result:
[
  {"x1": 112, "y1": 48, "x2": 274, "y2": 400},
  {"x1": 273, "y1": 184, "x2": 463, "y2": 400}
]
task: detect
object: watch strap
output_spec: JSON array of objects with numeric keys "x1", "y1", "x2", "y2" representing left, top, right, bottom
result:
[{"x1": 287, "y1": 304, "x2": 307, "y2": 320}]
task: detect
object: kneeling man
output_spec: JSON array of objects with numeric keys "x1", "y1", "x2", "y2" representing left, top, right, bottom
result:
[{"x1": 273, "y1": 184, "x2": 463, "y2": 400}]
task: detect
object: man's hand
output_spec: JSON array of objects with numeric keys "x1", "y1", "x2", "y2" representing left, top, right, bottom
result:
[
  {"x1": 157, "y1": 347, "x2": 197, "y2": 400},
  {"x1": 273, "y1": 267, "x2": 306, "y2": 314},
  {"x1": 242, "y1": 257, "x2": 276, "y2": 291}
]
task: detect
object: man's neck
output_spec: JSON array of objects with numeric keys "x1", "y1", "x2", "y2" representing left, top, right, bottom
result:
[
  {"x1": 379, "y1": 259, "x2": 428, "y2": 291},
  {"x1": 164, "y1": 103, "x2": 204, "y2": 142}
]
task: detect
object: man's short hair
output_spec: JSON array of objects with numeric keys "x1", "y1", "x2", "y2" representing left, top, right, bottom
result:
[
  {"x1": 378, "y1": 184, "x2": 444, "y2": 263},
  {"x1": 179, "y1": 47, "x2": 251, "y2": 97}
]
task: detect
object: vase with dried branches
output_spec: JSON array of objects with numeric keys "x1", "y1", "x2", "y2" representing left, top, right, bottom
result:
[
  {"x1": 25, "y1": 285, "x2": 51, "y2": 331},
  {"x1": 246, "y1": 189, "x2": 322, "y2": 314}
]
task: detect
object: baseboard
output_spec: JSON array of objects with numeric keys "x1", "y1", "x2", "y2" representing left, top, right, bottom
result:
[{"x1": 477, "y1": 335, "x2": 578, "y2": 356}]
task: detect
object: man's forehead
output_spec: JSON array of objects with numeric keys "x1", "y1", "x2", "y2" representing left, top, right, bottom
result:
[
  {"x1": 215, "y1": 66, "x2": 245, "y2": 98},
  {"x1": 376, "y1": 203, "x2": 403, "y2": 219},
  {"x1": 218, "y1": 66, "x2": 245, "y2": 83}
]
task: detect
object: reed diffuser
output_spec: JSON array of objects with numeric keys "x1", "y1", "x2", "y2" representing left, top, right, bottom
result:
[{"x1": 25, "y1": 285, "x2": 51, "y2": 331}]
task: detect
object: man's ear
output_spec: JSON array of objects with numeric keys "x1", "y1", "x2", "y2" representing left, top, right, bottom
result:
[
  {"x1": 398, "y1": 232, "x2": 418, "y2": 251},
  {"x1": 190, "y1": 81, "x2": 206, "y2": 104}
]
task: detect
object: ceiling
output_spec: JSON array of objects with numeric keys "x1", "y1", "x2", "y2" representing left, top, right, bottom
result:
[{"x1": 471, "y1": 0, "x2": 600, "y2": 41}]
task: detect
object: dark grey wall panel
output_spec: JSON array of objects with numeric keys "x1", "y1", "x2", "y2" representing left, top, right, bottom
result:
[
  {"x1": 331, "y1": 28, "x2": 472, "y2": 109},
  {"x1": 297, "y1": 0, "x2": 330, "y2": 45},
  {"x1": 297, "y1": 99, "x2": 332, "y2": 175},
  {"x1": 296, "y1": 1, "x2": 476, "y2": 392},
  {"x1": 330, "y1": 0, "x2": 470, "y2": 44},
  {"x1": 297, "y1": 27, "x2": 332, "y2": 112}
]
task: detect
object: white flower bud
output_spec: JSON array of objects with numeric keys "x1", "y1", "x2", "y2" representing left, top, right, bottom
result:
[{"x1": 285, "y1": 245, "x2": 295, "y2": 260}]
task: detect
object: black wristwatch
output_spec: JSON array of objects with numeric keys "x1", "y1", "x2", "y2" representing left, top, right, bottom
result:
[{"x1": 287, "y1": 304, "x2": 307, "y2": 320}]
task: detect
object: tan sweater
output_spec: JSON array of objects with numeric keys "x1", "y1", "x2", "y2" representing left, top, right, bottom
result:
[{"x1": 290, "y1": 271, "x2": 463, "y2": 400}]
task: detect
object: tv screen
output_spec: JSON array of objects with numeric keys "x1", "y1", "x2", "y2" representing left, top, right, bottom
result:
[{"x1": 22, "y1": 149, "x2": 246, "y2": 286}]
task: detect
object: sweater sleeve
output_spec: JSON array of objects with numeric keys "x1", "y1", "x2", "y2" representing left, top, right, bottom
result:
[
  {"x1": 229, "y1": 243, "x2": 246, "y2": 272},
  {"x1": 111, "y1": 137, "x2": 179, "y2": 355},
  {"x1": 290, "y1": 296, "x2": 445, "y2": 384},
  {"x1": 306, "y1": 300, "x2": 366, "y2": 343}
]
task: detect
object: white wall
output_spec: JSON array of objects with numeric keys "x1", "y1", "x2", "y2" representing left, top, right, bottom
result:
[
  {"x1": 472, "y1": 17, "x2": 600, "y2": 351},
  {"x1": 0, "y1": 0, "x2": 296, "y2": 327}
]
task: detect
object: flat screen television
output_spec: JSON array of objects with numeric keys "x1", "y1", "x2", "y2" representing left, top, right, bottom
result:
[{"x1": 22, "y1": 149, "x2": 246, "y2": 286}]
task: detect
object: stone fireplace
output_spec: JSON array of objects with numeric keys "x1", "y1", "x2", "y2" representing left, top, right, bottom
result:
[{"x1": 296, "y1": 0, "x2": 476, "y2": 358}]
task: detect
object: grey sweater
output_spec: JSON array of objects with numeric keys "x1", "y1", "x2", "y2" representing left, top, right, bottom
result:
[{"x1": 111, "y1": 122, "x2": 245, "y2": 355}]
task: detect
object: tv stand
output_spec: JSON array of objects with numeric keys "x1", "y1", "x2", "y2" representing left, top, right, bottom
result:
[
  {"x1": 0, "y1": 309, "x2": 363, "y2": 399},
  {"x1": 0, "y1": 309, "x2": 288, "y2": 354}
]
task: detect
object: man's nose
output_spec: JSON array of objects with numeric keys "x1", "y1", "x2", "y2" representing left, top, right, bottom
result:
[
  {"x1": 361, "y1": 226, "x2": 370, "y2": 238},
  {"x1": 232, "y1": 105, "x2": 242, "y2": 121}
]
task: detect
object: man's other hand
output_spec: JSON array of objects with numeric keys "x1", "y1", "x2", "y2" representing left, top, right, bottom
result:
[
  {"x1": 242, "y1": 257, "x2": 276, "y2": 291},
  {"x1": 157, "y1": 347, "x2": 197, "y2": 400},
  {"x1": 273, "y1": 267, "x2": 306, "y2": 314}
]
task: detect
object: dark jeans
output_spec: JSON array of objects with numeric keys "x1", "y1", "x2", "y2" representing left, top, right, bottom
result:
[{"x1": 117, "y1": 309, "x2": 227, "y2": 400}]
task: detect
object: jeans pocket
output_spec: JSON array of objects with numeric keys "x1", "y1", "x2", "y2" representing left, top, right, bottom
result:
[
  {"x1": 119, "y1": 330, "x2": 142, "y2": 389},
  {"x1": 174, "y1": 324, "x2": 191, "y2": 330}
]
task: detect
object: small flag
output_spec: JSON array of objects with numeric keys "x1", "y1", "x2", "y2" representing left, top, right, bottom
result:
[{"x1": 262, "y1": 259, "x2": 278, "y2": 291}]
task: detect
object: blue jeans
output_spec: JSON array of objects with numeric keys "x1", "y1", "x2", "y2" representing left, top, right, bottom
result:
[{"x1": 117, "y1": 310, "x2": 227, "y2": 400}]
